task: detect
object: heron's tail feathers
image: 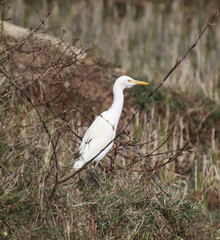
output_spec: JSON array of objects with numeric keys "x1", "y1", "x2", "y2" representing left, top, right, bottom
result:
[{"x1": 73, "y1": 158, "x2": 85, "y2": 170}]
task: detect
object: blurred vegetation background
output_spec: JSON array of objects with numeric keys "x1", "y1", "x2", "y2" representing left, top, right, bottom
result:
[
  {"x1": 4, "y1": 0, "x2": 220, "y2": 96},
  {"x1": 1, "y1": 0, "x2": 220, "y2": 239}
]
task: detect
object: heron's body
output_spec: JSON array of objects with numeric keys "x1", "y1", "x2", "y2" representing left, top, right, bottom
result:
[{"x1": 73, "y1": 76, "x2": 149, "y2": 170}]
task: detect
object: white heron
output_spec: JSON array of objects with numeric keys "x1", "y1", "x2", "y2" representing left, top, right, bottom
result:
[{"x1": 73, "y1": 75, "x2": 149, "y2": 171}]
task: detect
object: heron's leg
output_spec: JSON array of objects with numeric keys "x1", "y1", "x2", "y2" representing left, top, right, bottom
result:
[
  {"x1": 92, "y1": 161, "x2": 99, "y2": 173},
  {"x1": 88, "y1": 171, "x2": 102, "y2": 190},
  {"x1": 88, "y1": 162, "x2": 102, "y2": 190}
]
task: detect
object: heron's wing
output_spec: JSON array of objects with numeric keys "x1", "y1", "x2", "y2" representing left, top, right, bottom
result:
[{"x1": 79, "y1": 115, "x2": 115, "y2": 161}]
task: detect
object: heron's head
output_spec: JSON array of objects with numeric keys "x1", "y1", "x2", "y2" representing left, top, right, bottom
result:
[{"x1": 115, "y1": 75, "x2": 149, "y2": 89}]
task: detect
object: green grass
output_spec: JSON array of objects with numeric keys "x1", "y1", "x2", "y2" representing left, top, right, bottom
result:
[{"x1": 0, "y1": 158, "x2": 218, "y2": 239}]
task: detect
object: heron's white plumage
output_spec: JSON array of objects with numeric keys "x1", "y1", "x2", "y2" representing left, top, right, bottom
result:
[
  {"x1": 74, "y1": 114, "x2": 115, "y2": 169},
  {"x1": 73, "y1": 75, "x2": 149, "y2": 170}
]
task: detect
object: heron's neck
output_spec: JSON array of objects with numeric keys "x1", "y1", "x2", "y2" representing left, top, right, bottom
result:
[{"x1": 109, "y1": 85, "x2": 124, "y2": 125}]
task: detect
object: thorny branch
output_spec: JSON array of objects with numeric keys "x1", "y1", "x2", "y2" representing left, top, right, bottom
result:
[
  {"x1": 0, "y1": 11, "x2": 75, "y2": 196},
  {"x1": 0, "y1": 10, "x2": 52, "y2": 65}
]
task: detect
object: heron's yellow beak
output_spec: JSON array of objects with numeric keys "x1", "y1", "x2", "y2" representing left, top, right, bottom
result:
[{"x1": 131, "y1": 80, "x2": 149, "y2": 85}]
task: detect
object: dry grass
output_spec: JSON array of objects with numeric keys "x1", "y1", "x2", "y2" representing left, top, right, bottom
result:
[{"x1": 1, "y1": 0, "x2": 220, "y2": 239}]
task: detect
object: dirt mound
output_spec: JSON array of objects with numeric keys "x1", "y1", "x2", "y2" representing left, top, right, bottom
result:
[{"x1": 1, "y1": 26, "x2": 136, "y2": 126}]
